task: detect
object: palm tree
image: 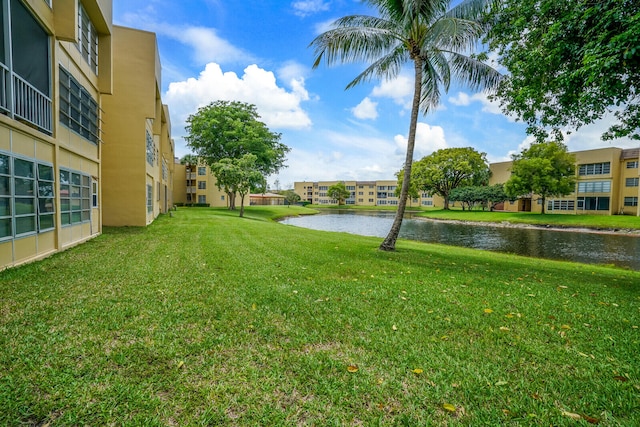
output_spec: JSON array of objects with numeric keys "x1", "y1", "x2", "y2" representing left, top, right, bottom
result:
[{"x1": 310, "y1": 0, "x2": 501, "y2": 251}]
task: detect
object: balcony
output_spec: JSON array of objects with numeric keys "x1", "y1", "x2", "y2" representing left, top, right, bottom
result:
[
  {"x1": 187, "y1": 172, "x2": 196, "y2": 180},
  {"x1": 186, "y1": 186, "x2": 196, "y2": 194},
  {"x1": 0, "y1": 64, "x2": 52, "y2": 135}
]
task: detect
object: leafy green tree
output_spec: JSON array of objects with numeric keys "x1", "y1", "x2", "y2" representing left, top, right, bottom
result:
[
  {"x1": 449, "y1": 186, "x2": 481, "y2": 210},
  {"x1": 449, "y1": 183, "x2": 509, "y2": 211},
  {"x1": 185, "y1": 100, "x2": 290, "y2": 176},
  {"x1": 310, "y1": 0, "x2": 501, "y2": 251},
  {"x1": 485, "y1": 0, "x2": 640, "y2": 141},
  {"x1": 411, "y1": 147, "x2": 490, "y2": 210},
  {"x1": 327, "y1": 182, "x2": 351, "y2": 205},
  {"x1": 283, "y1": 190, "x2": 301, "y2": 207},
  {"x1": 504, "y1": 141, "x2": 576, "y2": 214},
  {"x1": 210, "y1": 154, "x2": 265, "y2": 217},
  {"x1": 179, "y1": 154, "x2": 199, "y2": 165}
]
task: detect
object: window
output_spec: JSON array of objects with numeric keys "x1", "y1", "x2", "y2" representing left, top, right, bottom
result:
[
  {"x1": 625, "y1": 177, "x2": 639, "y2": 187},
  {"x1": 577, "y1": 196, "x2": 610, "y2": 211},
  {"x1": 0, "y1": 154, "x2": 57, "y2": 238},
  {"x1": 0, "y1": 154, "x2": 10, "y2": 238},
  {"x1": 198, "y1": 181, "x2": 206, "y2": 190},
  {"x1": 162, "y1": 159, "x2": 168, "y2": 181},
  {"x1": 422, "y1": 200, "x2": 433, "y2": 206},
  {"x1": 59, "y1": 67, "x2": 99, "y2": 143},
  {"x1": 0, "y1": 0, "x2": 52, "y2": 134},
  {"x1": 547, "y1": 200, "x2": 575, "y2": 211},
  {"x1": 578, "y1": 162, "x2": 610, "y2": 176},
  {"x1": 37, "y1": 163, "x2": 55, "y2": 231},
  {"x1": 318, "y1": 186, "x2": 328, "y2": 191},
  {"x1": 577, "y1": 181, "x2": 611, "y2": 193},
  {"x1": 198, "y1": 195, "x2": 206, "y2": 204},
  {"x1": 145, "y1": 130, "x2": 155, "y2": 165},
  {"x1": 157, "y1": 182, "x2": 160, "y2": 201},
  {"x1": 377, "y1": 186, "x2": 387, "y2": 191},
  {"x1": 146, "y1": 184, "x2": 153, "y2": 213},
  {"x1": 60, "y1": 168, "x2": 90, "y2": 225},
  {"x1": 624, "y1": 197, "x2": 638, "y2": 207},
  {"x1": 377, "y1": 200, "x2": 387, "y2": 205},
  {"x1": 92, "y1": 179, "x2": 98, "y2": 207},
  {"x1": 346, "y1": 185, "x2": 355, "y2": 190},
  {"x1": 198, "y1": 166, "x2": 206, "y2": 176},
  {"x1": 220, "y1": 195, "x2": 225, "y2": 201},
  {"x1": 627, "y1": 161, "x2": 639, "y2": 169},
  {"x1": 77, "y1": 2, "x2": 98, "y2": 74}
]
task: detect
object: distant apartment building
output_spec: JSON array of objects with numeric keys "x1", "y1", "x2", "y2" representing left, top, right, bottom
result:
[
  {"x1": 172, "y1": 161, "x2": 241, "y2": 208},
  {"x1": 293, "y1": 181, "x2": 440, "y2": 208},
  {"x1": 1, "y1": 1, "x2": 174, "y2": 270},
  {"x1": 490, "y1": 147, "x2": 639, "y2": 216},
  {"x1": 101, "y1": 26, "x2": 175, "y2": 226},
  {"x1": 295, "y1": 147, "x2": 639, "y2": 216}
]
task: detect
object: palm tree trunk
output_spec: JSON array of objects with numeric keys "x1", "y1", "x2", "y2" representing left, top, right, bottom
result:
[{"x1": 379, "y1": 57, "x2": 423, "y2": 251}]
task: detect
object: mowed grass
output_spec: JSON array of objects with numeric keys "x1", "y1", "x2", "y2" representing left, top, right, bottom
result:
[
  {"x1": 417, "y1": 209, "x2": 640, "y2": 231},
  {"x1": 1, "y1": 206, "x2": 639, "y2": 426}
]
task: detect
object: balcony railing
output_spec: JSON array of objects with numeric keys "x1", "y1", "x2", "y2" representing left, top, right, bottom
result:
[
  {"x1": 0, "y1": 63, "x2": 52, "y2": 135},
  {"x1": 187, "y1": 173, "x2": 196, "y2": 180},
  {"x1": 186, "y1": 186, "x2": 196, "y2": 194}
]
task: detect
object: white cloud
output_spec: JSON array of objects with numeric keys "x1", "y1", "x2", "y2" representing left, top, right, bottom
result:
[
  {"x1": 313, "y1": 17, "x2": 338, "y2": 35},
  {"x1": 394, "y1": 122, "x2": 449, "y2": 159},
  {"x1": 165, "y1": 63, "x2": 313, "y2": 160},
  {"x1": 351, "y1": 97, "x2": 379, "y2": 120},
  {"x1": 165, "y1": 63, "x2": 312, "y2": 130},
  {"x1": 449, "y1": 91, "x2": 505, "y2": 116},
  {"x1": 292, "y1": 0, "x2": 330, "y2": 17},
  {"x1": 371, "y1": 75, "x2": 413, "y2": 110}
]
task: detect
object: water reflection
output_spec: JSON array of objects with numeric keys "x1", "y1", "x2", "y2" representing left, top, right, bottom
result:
[{"x1": 281, "y1": 210, "x2": 640, "y2": 270}]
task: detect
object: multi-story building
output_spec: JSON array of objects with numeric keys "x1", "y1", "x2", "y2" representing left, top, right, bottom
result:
[
  {"x1": 294, "y1": 181, "x2": 440, "y2": 208},
  {"x1": 296, "y1": 147, "x2": 640, "y2": 216},
  {"x1": 101, "y1": 26, "x2": 174, "y2": 226},
  {"x1": 1, "y1": 1, "x2": 174, "y2": 270},
  {"x1": 490, "y1": 147, "x2": 640, "y2": 216},
  {"x1": 173, "y1": 161, "x2": 241, "y2": 208},
  {"x1": 1, "y1": 0, "x2": 113, "y2": 270}
]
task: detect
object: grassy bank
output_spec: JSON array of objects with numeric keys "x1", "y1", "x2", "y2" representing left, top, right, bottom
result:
[
  {"x1": 1, "y1": 207, "x2": 638, "y2": 425},
  {"x1": 417, "y1": 209, "x2": 640, "y2": 231}
]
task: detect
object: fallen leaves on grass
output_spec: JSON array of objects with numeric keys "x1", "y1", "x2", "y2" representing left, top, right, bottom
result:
[
  {"x1": 443, "y1": 403, "x2": 456, "y2": 412},
  {"x1": 483, "y1": 308, "x2": 493, "y2": 314},
  {"x1": 347, "y1": 365, "x2": 359, "y2": 373},
  {"x1": 412, "y1": 368, "x2": 423, "y2": 375}
]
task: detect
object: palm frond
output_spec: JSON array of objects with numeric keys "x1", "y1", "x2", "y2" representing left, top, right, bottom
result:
[
  {"x1": 446, "y1": 0, "x2": 492, "y2": 20},
  {"x1": 425, "y1": 16, "x2": 484, "y2": 52},
  {"x1": 447, "y1": 51, "x2": 503, "y2": 91},
  {"x1": 419, "y1": 60, "x2": 444, "y2": 113},
  {"x1": 346, "y1": 46, "x2": 409, "y2": 89},
  {"x1": 310, "y1": 17, "x2": 401, "y2": 69}
]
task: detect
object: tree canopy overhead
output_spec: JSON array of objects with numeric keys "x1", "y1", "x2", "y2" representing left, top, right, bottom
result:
[
  {"x1": 185, "y1": 100, "x2": 290, "y2": 176},
  {"x1": 504, "y1": 141, "x2": 576, "y2": 214},
  {"x1": 310, "y1": 0, "x2": 501, "y2": 251},
  {"x1": 485, "y1": 0, "x2": 640, "y2": 141}
]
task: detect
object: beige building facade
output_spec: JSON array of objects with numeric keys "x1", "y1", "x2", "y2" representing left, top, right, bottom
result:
[
  {"x1": 1, "y1": 1, "x2": 173, "y2": 270},
  {"x1": 294, "y1": 180, "x2": 441, "y2": 208},
  {"x1": 490, "y1": 147, "x2": 639, "y2": 216},
  {"x1": 101, "y1": 26, "x2": 174, "y2": 226},
  {"x1": 173, "y1": 161, "x2": 241, "y2": 208}
]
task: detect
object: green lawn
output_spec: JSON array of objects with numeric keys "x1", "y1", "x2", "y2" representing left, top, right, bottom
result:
[
  {"x1": 1, "y1": 206, "x2": 638, "y2": 425},
  {"x1": 417, "y1": 209, "x2": 640, "y2": 231}
]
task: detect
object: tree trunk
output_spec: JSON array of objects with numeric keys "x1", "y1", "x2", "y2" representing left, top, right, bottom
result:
[
  {"x1": 540, "y1": 196, "x2": 545, "y2": 214},
  {"x1": 227, "y1": 191, "x2": 235, "y2": 210},
  {"x1": 379, "y1": 57, "x2": 422, "y2": 251},
  {"x1": 239, "y1": 194, "x2": 245, "y2": 217},
  {"x1": 443, "y1": 196, "x2": 450, "y2": 210}
]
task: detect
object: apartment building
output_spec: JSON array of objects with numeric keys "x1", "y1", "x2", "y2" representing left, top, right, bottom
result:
[
  {"x1": 173, "y1": 161, "x2": 241, "y2": 208},
  {"x1": 490, "y1": 147, "x2": 640, "y2": 216},
  {"x1": 101, "y1": 26, "x2": 174, "y2": 226},
  {"x1": 1, "y1": 1, "x2": 174, "y2": 270},
  {"x1": 294, "y1": 181, "x2": 439, "y2": 208}
]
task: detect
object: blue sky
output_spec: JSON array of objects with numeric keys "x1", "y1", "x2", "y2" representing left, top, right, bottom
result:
[{"x1": 114, "y1": 0, "x2": 638, "y2": 189}]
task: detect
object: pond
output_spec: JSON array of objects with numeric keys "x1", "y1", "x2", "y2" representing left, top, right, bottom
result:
[{"x1": 280, "y1": 210, "x2": 640, "y2": 270}]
